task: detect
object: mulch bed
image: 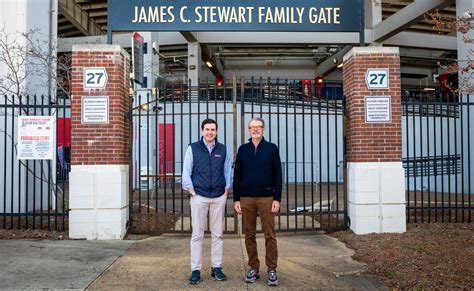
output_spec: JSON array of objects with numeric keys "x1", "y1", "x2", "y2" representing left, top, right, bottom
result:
[
  {"x1": 128, "y1": 203, "x2": 180, "y2": 235},
  {"x1": 0, "y1": 228, "x2": 68, "y2": 240},
  {"x1": 330, "y1": 223, "x2": 474, "y2": 289},
  {"x1": 0, "y1": 213, "x2": 68, "y2": 240}
]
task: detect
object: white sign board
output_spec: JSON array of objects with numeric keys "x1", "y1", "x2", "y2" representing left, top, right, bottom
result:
[
  {"x1": 18, "y1": 116, "x2": 54, "y2": 160},
  {"x1": 83, "y1": 67, "x2": 108, "y2": 89},
  {"x1": 365, "y1": 96, "x2": 392, "y2": 123},
  {"x1": 82, "y1": 96, "x2": 109, "y2": 124},
  {"x1": 365, "y1": 68, "x2": 389, "y2": 89}
]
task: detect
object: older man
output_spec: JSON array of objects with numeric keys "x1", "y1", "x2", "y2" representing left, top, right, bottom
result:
[{"x1": 233, "y1": 117, "x2": 282, "y2": 286}]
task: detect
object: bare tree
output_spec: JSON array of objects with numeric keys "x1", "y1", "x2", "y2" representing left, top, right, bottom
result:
[
  {"x1": 0, "y1": 27, "x2": 72, "y2": 100},
  {"x1": 24, "y1": 30, "x2": 72, "y2": 100},
  {"x1": 0, "y1": 27, "x2": 32, "y2": 99},
  {"x1": 425, "y1": 10, "x2": 474, "y2": 95}
]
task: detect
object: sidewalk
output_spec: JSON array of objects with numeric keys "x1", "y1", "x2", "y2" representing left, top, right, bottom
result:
[
  {"x1": 89, "y1": 233, "x2": 385, "y2": 290},
  {"x1": 0, "y1": 234, "x2": 386, "y2": 290},
  {"x1": 0, "y1": 239, "x2": 133, "y2": 290}
]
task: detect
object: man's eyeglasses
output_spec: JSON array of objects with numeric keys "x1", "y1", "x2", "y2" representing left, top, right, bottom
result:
[{"x1": 249, "y1": 126, "x2": 264, "y2": 130}]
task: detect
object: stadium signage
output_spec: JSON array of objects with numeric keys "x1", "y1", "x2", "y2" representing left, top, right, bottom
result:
[{"x1": 109, "y1": 0, "x2": 362, "y2": 32}]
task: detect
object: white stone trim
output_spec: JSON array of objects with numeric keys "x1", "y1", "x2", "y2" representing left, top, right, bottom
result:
[
  {"x1": 72, "y1": 44, "x2": 129, "y2": 57},
  {"x1": 347, "y1": 162, "x2": 406, "y2": 235},
  {"x1": 69, "y1": 164, "x2": 129, "y2": 240},
  {"x1": 343, "y1": 47, "x2": 399, "y2": 62}
]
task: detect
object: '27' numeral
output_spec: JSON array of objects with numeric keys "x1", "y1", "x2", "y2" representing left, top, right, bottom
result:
[
  {"x1": 86, "y1": 72, "x2": 104, "y2": 85},
  {"x1": 369, "y1": 73, "x2": 386, "y2": 85}
]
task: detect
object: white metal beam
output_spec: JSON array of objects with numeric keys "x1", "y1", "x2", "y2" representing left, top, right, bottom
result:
[
  {"x1": 373, "y1": 0, "x2": 455, "y2": 42},
  {"x1": 314, "y1": 46, "x2": 352, "y2": 77},
  {"x1": 58, "y1": 31, "x2": 455, "y2": 54},
  {"x1": 384, "y1": 32, "x2": 456, "y2": 51},
  {"x1": 59, "y1": 30, "x2": 373, "y2": 52},
  {"x1": 58, "y1": 32, "x2": 187, "y2": 52},
  {"x1": 195, "y1": 31, "x2": 371, "y2": 44}
]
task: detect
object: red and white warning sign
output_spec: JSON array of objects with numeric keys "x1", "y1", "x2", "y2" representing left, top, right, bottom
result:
[{"x1": 18, "y1": 116, "x2": 54, "y2": 160}]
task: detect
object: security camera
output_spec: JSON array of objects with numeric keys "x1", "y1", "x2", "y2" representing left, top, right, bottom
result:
[{"x1": 153, "y1": 106, "x2": 163, "y2": 113}]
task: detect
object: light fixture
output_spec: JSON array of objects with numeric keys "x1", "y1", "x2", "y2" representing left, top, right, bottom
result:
[
  {"x1": 423, "y1": 87, "x2": 436, "y2": 91},
  {"x1": 462, "y1": 10, "x2": 472, "y2": 20},
  {"x1": 337, "y1": 63, "x2": 343, "y2": 68},
  {"x1": 318, "y1": 78, "x2": 323, "y2": 83},
  {"x1": 140, "y1": 104, "x2": 149, "y2": 111},
  {"x1": 206, "y1": 61, "x2": 213, "y2": 68}
]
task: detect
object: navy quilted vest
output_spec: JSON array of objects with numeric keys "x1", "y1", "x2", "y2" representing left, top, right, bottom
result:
[{"x1": 190, "y1": 139, "x2": 226, "y2": 198}]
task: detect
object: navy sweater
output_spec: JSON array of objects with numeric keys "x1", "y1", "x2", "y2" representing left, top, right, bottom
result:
[{"x1": 233, "y1": 137, "x2": 282, "y2": 202}]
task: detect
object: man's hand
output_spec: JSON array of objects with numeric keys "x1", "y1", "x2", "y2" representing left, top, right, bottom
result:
[
  {"x1": 234, "y1": 201, "x2": 242, "y2": 214},
  {"x1": 188, "y1": 188, "x2": 196, "y2": 197},
  {"x1": 271, "y1": 200, "x2": 280, "y2": 213},
  {"x1": 224, "y1": 189, "x2": 228, "y2": 196}
]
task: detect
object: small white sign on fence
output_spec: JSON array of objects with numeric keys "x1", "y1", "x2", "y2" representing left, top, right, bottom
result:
[{"x1": 18, "y1": 116, "x2": 54, "y2": 160}]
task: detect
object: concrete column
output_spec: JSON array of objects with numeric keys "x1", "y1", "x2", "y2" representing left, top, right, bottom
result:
[
  {"x1": 137, "y1": 32, "x2": 159, "y2": 178},
  {"x1": 188, "y1": 42, "x2": 201, "y2": 87},
  {"x1": 0, "y1": 0, "x2": 57, "y2": 96},
  {"x1": 457, "y1": 0, "x2": 474, "y2": 200},
  {"x1": 69, "y1": 45, "x2": 131, "y2": 240},
  {"x1": 456, "y1": 0, "x2": 474, "y2": 92},
  {"x1": 139, "y1": 32, "x2": 160, "y2": 89},
  {"x1": 365, "y1": 0, "x2": 382, "y2": 28},
  {"x1": 343, "y1": 47, "x2": 406, "y2": 234}
]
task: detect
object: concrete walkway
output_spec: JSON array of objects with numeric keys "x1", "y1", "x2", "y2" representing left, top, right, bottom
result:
[
  {"x1": 0, "y1": 234, "x2": 386, "y2": 290},
  {"x1": 88, "y1": 234, "x2": 386, "y2": 290},
  {"x1": 0, "y1": 240, "x2": 133, "y2": 290}
]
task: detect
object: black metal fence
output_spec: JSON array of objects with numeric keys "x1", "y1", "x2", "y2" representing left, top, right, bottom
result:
[
  {"x1": 0, "y1": 95, "x2": 70, "y2": 231},
  {"x1": 402, "y1": 94, "x2": 473, "y2": 223},
  {"x1": 129, "y1": 77, "x2": 346, "y2": 234}
]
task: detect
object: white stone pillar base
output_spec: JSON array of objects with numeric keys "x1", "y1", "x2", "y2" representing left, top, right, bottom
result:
[
  {"x1": 347, "y1": 162, "x2": 406, "y2": 234},
  {"x1": 69, "y1": 165, "x2": 129, "y2": 240}
]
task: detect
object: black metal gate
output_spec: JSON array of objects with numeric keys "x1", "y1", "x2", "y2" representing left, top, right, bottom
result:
[
  {"x1": 403, "y1": 93, "x2": 473, "y2": 223},
  {"x1": 0, "y1": 95, "x2": 70, "y2": 231},
  {"x1": 129, "y1": 77, "x2": 346, "y2": 234}
]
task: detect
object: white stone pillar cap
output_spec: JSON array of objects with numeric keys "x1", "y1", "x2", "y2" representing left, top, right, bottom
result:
[{"x1": 343, "y1": 47, "x2": 399, "y2": 62}]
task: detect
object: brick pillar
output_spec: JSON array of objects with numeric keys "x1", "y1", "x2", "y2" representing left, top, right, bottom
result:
[
  {"x1": 69, "y1": 45, "x2": 130, "y2": 240},
  {"x1": 343, "y1": 47, "x2": 406, "y2": 234}
]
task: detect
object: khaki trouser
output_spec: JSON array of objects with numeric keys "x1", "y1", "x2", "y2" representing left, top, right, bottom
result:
[
  {"x1": 190, "y1": 194, "x2": 227, "y2": 271},
  {"x1": 241, "y1": 196, "x2": 278, "y2": 271}
]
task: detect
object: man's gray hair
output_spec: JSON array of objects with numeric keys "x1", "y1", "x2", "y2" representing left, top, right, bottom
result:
[{"x1": 249, "y1": 117, "x2": 265, "y2": 128}]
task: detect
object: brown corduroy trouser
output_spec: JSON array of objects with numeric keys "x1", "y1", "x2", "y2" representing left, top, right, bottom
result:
[{"x1": 240, "y1": 196, "x2": 278, "y2": 271}]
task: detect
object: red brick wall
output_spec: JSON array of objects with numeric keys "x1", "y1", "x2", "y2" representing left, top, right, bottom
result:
[
  {"x1": 71, "y1": 46, "x2": 130, "y2": 165},
  {"x1": 343, "y1": 49, "x2": 402, "y2": 163}
]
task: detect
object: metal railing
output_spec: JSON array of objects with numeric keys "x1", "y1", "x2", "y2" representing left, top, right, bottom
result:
[
  {"x1": 130, "y1": 77, "x2": 347, "y2": 234},
  {"x1": 403, "y1": 94, "x2": 473, "y2": 223},
  {"x1": 0, "y1": 95, "x2": 70, "y2": 230}
]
